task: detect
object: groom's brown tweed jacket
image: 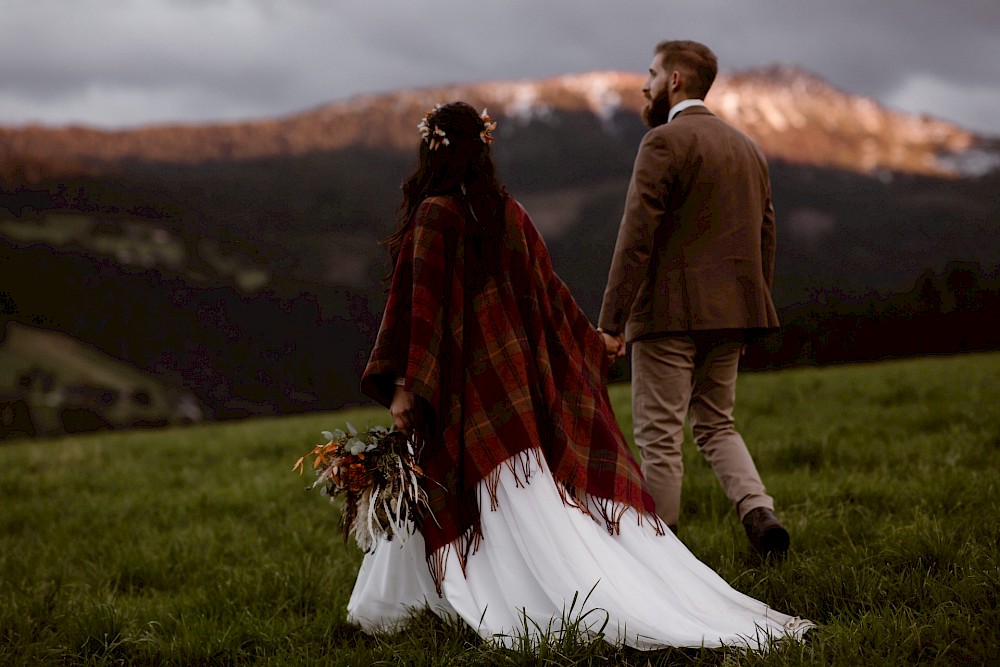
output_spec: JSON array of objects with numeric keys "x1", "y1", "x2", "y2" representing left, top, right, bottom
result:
[{"x1": 598, "y1": 106, "x2": 779, "y2": 340}]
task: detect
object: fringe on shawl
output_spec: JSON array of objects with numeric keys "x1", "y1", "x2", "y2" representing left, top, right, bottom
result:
[{"x1": 424, "y1": 447, "x2": 665, "y2": 595}]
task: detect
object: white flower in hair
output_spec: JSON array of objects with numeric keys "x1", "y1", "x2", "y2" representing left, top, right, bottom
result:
[
  {"x1": 418, "y1": 104, "x2": 450, "y2": 150},
  {"x1": 480, "y1": 108, "x2": 497, "y2": 144}
]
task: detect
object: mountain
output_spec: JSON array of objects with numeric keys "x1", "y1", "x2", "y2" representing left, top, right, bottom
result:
[
  {"x1": 2, "y1": 67, "x2": 998, "y2": 433},
  {"x1": 2, "y1": 67, "x2": 995, "y2": 178}
]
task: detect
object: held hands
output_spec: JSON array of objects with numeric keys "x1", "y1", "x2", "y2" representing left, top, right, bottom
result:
[
  {"x1": 598, "y1": 329, "x2": 626, "y2": 364},
  {"x1": 389, "y1": 385, "x2": 420, "y2": 436}
]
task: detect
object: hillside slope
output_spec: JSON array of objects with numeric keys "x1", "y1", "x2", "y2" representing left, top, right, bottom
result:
[{"x1": 0, "y1": 322, "x2": 194, "y2": 437}]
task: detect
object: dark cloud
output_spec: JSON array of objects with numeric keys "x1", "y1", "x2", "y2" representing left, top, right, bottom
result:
[{"x1": 1, "y1": 0, "x2": 998, "y2": 134}]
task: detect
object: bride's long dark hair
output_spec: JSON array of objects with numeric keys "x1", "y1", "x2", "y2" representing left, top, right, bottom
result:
[{"x1": 383, "y1": 102, "x2": 508, "y2": 282}]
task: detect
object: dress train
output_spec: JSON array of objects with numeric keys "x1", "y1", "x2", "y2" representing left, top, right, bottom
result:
[{"x1": 347, "y1": 450, "x2": 813, "y2": 650}]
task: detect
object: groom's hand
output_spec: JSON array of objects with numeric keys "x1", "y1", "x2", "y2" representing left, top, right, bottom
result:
[
  {"x1": 612, "y1": 333, "x2": 626, "y2": 359},
  {"x1": 598, "y1": 330, "x2": 626, "y2": 362}
]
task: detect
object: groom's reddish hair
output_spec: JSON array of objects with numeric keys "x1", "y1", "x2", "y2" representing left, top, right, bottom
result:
[{"x1": 655, "y1": 40, "x2": 718, "y2": 99}]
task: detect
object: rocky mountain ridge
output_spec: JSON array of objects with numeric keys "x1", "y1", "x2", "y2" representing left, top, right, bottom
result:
[{"x1": 1, "y1": 67, "x2": 990, "y2": 180}]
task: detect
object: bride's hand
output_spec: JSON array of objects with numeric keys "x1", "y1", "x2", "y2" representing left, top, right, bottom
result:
[{"x1": 389, "y1": 385, "x2": 420, "y2": 436}]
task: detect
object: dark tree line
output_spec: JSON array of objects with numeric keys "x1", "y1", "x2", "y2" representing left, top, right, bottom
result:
[{"x1": 742, "y1": 261, "x2": 1000, "y2": 370}]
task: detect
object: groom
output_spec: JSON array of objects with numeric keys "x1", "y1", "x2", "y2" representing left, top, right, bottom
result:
[{"x1": 598, "y1": 40, "x2": 789, "y2": 557}]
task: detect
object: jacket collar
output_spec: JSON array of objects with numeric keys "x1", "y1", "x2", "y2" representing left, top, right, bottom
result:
[{"x1": 667, "y1": 99, "x2": 707, "y2": 123}]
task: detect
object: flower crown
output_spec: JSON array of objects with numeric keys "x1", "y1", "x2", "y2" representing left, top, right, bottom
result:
[{"x1": 417, "y1": 105, "x2": 497, "y2": 150}]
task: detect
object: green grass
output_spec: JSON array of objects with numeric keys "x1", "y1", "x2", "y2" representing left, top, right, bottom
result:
[{"x1": 2, "y1": 352, "x2": 999, "y2": 665}]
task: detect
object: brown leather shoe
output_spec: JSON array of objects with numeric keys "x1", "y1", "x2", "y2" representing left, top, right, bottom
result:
[{"x1": 742, "y1": 507, "x2": 790, "y2": 558}]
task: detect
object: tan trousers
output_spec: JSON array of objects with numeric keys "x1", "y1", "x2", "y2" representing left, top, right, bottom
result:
[{"x1": 631, "y1": 331, "x2": 773, "y2": 528}]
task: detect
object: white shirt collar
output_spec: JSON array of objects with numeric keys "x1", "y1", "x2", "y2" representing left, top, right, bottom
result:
[{"x1": 667, "y1": 99, "x2": 707, "y2": 123}]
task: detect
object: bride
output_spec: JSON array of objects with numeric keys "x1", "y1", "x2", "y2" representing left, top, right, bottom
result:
[{"x1": 350, "y1": 101, "x2": 813, "y2": 650}]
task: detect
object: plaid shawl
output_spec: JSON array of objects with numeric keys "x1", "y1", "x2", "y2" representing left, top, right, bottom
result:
[{"x1": 361, "y1": 196, "x2": 660, "y2": 590}]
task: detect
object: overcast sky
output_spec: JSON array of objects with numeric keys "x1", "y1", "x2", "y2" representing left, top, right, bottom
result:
[{"x1": 2, "y1": 0, "x2": 999, "y2": 136}]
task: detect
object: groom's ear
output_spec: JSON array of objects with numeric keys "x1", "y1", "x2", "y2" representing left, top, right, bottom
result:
[{"x1": 669, "y1": 69, "x2": 684, "y2": 93}]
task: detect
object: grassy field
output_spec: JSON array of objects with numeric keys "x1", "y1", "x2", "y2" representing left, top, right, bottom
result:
[{"x1": 1, "y1": 352, "x2": 998, "y2": 666}]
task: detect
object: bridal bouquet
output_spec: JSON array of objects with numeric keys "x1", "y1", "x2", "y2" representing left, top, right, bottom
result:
[{"x1": 293, "y1": 423, "x2": 431, "y2": 551}]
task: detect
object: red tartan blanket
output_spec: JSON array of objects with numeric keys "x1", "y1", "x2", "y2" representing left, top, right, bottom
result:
[{"x1": 361, "y1": 196, "x2": 660, "y2": 588}]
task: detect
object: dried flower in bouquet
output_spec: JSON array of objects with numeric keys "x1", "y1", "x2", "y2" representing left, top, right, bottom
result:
[{"x1": 293, "y1": 423, "x2": 433, "y2": 551}]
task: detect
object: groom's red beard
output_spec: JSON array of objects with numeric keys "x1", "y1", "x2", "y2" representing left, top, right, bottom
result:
[{"x1": 642, "y1": 89, "x2": 673, "y2": 128}]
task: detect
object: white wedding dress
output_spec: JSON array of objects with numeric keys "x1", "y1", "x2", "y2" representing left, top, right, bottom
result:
[{"x1": 347, "y1": 450, "x2": 813, "y2": 651}]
